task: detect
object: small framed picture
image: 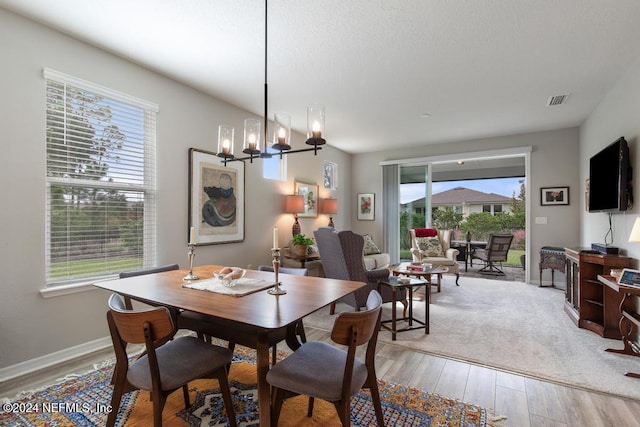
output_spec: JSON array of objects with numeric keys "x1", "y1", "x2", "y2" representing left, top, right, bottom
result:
[
  {"x1": 323, "y1": 161, "x2": 337, "y2": 190},
  {"x1": 618, "y1": 268, "x2": 640, "y2": 288},
  {"x1": 540, "y1": 187, "x2": 569, "y2": 206},
  {"x1": 357, "y1": 193, "x2": 375, "y2": 220},
  {"x1": 294, "y1": 180, "x2": 318, "y2": 218}
]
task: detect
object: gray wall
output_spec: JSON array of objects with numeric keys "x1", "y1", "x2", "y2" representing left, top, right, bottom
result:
[
  {"x1": 4, "y1": 4, "x2": 627, "y2": 372},
  {"x1": 0, "y1": 9, "x2": 350, "y2": 369},
  {"x1": 351, "y1": 127, "x2": 582, "y2": 283},
  {"x1": 580, "y1": 56, "x2": 640, "y2": 264}
]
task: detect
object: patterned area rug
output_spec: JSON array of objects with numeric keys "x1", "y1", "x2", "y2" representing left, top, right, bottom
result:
[{"x1": 1, "y1": 346, "x2": 493, "y2": 427}]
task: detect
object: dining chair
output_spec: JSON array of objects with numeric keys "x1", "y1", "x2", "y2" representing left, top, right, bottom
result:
[
  {"x1": 266, "y1": 290, "x2": 385, "y2": 427},
  {"x1": 118, "y1": 264, "x2": 180, "y2": 309},
  {"x1": 257, "y1": 265, "x2": 308, "y2": 359},
  {"x1": 105, "y1": 293, "x2": 237, "y2": 427}
]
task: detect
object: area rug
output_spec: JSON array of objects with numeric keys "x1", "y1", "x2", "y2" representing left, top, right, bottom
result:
[
  {"x1": 1, "y1": 345, "x2": 494, "y2": 426},
  {"x1": 304, "y1": 276, "x2": 640, "y2": 401}
]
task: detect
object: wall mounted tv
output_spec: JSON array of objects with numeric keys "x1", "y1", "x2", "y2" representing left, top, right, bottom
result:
[{"x1": 588, "y1": 136, "x2": 633, "y2": 212}]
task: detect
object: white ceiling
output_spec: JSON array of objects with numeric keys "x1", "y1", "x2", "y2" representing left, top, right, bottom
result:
[{"x1": 4, "y1": 0, "x2": 640, "y2": 154}]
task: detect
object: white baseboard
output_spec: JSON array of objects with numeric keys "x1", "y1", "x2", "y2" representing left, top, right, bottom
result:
[{"x1": 0, "y1": 336, "x2": 112, "y2": 383}]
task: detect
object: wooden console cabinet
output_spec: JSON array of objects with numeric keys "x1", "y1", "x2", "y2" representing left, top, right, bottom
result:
[{"x1": 564, "y1": 248, "x2": 631, "y2": 338}]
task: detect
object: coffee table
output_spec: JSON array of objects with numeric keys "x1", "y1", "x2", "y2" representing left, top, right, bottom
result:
[
  {"x1": 390, "y1": 264, "x2": 449, "y2": 292},
  {"x1": 378, "y1": 276, "x2": 430, "y2": 340}
]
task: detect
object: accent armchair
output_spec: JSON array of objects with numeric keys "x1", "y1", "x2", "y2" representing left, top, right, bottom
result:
[
  {"x1": 409, "y1": 228, "x2": 460, "y2": 285},
  {"x1": 314, "y1": 227, "x2": 406, "y2": 314}
]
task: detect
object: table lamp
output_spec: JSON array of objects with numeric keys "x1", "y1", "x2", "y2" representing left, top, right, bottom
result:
[
  {"x1": 629, "y1": 217, "x2": 640, "y2": 242},
  {"x1": 284, "y1": 194, "x2": 305, "y2": 236},
  {"x1": 321, "y1": 198, "x2": 338, "y2": 228}
]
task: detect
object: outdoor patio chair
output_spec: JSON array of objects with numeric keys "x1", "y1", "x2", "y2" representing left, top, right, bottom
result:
[{"x1": 472, "y1": 233, "x2": 514, "y2": 275}]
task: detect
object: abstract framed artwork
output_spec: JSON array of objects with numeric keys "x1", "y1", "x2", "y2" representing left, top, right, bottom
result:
[
  {"x1": 294, "y1": 180, "x2": 318, "y2": 218},
  {"x1": 188, "y1": 148, "x2": 245, "y2": 245},
  {"x1": 357, "y1": 193, "x2": 375, "y2": 220},
  {"x1": 540, "y1": 186, "x2": 569, "y2": 206}
]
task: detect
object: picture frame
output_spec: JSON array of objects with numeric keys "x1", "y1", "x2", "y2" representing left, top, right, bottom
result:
[
  {"x1": 357, "y1": 193, "x2": 375, "y2": 220},
  {"x1": 540, "y1": 186, "x2": 569, "y2": 206},
  {"x1": 323, "y1": 161, "x2": 338, "y2": 190},
  {"x1": 618, "y1": 268, "x2": 640, "y2": 288},
  {"x1": 188, "y1": 148, "x2": 245, "y2": 245},
  {"x1": 294, "y1": 180, "x2": 318, "y2": 218}
]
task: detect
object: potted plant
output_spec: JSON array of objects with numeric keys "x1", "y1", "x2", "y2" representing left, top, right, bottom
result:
[{"x1": 292, "y1": 233, "x2": 314, "y2": 256}]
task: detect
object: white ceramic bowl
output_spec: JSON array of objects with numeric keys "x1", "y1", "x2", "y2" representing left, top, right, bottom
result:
[{"x1": 213, "y1": 268, "x2": 246, "y2": 287}]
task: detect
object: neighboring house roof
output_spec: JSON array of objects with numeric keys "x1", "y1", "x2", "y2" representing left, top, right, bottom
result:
[
  {"x1": 403, "y1": 186, "x2": 512, "y2": 207},
  {"x1": 432, "y1": 187, "x2": 512, "y2": 205}
]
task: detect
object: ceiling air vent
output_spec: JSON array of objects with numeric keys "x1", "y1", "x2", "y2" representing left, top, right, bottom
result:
[{"x1": 546, "y1": 94, "x2": 570, "y2": 106}]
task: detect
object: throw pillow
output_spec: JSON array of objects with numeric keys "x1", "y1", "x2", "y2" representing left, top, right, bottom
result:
[
  {"x1": 363, "y1": 234, "x2": 381, "y2": 255},
  {"x1": 415, "y1": 236, "x2": 444, "y2": 257},
  {"x1": 414, "y1": 228, "x2": 438, "y2": 237}
]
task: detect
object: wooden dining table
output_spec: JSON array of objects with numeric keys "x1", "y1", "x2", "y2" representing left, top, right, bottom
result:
[{"x1": 95, "y1": 264, "x2": 365, "y2": 427}]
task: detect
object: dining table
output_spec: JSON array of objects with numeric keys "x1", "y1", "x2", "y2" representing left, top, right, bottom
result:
[{"x1": 95, "y1": 264, "x2": 366, "y2": 427}]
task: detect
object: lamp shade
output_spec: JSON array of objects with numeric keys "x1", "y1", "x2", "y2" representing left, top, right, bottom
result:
[
  {"x1": 284, "y1": 195, "x2": 305, "y2": 214},
  {"x1": 321, "y1": 198, "x2": 338, "y2": 214},
  {"x1": 629, "y1": 217, "x2": 640, "y2": 242}
]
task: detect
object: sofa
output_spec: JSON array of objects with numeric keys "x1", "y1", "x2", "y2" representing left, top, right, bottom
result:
[{"x1": 362, "y1": 234, "x2": 390, "y2": 270}]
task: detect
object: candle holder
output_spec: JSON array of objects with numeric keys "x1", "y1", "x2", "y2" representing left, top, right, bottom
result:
[
  {"x1": 183, "y1": 243, "x2": 200, "y2": 281},
  {"x1": 267, "y1": 247, "x2": 287, "y2": 295}
]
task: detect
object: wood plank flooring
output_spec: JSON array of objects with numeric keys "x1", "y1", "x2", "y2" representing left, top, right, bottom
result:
[
  {"x1": 305, "y1": 327, "x2": 640, "y2": 427},
  {"x1": 2, "y1": 328, "x2": 640, "y2": 427}
]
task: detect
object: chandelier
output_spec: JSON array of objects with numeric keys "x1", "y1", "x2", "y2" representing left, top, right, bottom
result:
[{"x1": 216, "y1": 0, "x2": 325, "y2": 165}]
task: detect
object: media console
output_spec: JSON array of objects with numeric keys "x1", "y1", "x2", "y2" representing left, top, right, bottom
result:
[{"x1": 564, "y1": 248, "x2": 631, "y2": 338}]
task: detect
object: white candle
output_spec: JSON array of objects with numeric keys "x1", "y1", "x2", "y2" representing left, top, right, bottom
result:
[
  {"x1": 189, "y1": 226, "x2": 195, "y2": 244},
  {"x1": 278, "y1": 128, "x2": 286, "y2": 144},
  {"x1": 312, "y1": 120, "x2": 321, "y2": 138},
  {"x1": 273, "y1": 227, "x2": 278, "y2": 249}
]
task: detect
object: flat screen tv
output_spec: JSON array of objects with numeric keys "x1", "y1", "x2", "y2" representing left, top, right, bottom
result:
[{"x1": 588, "y1": 137, "x2": 633, "y2": 212}]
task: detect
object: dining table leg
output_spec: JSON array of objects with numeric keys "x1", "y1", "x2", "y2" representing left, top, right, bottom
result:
[{"x1": 256, "y1": 332, "x2": 271, "y2": 426}]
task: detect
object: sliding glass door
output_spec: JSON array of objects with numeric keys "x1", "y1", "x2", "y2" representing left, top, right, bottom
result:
[{"x1": 399, "y1": 165, "x2": 430, "y2": 260}]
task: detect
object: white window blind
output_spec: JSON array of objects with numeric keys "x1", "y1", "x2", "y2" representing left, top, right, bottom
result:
[{"x1": 44, "y1": 68, "x2": 158, "y2": 286}]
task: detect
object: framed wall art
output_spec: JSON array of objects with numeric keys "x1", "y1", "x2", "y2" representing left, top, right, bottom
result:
[
  {"x1": 294, "y1": 180, "x2": 318, "y2": 217},
  {"x1": 540, "y1": 186, "x2": 569, "y2": 206},
  {"x1": 188, "y1": 148, "x2": 245, "y2": 245},
  {"x1": 323, "y1": 161, "x2": 337, "y2": 190},
  {"x1": 357, "y1": 193, "x2": 375, "y2": 220}
]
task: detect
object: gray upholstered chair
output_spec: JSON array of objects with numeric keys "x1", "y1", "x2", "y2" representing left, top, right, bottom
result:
[
  {"x1": 472, "y1": 233, "x2": 514, "y2": 275},
  {"x1": 314, "y1": 227, "x2": 405, "y2": 315},
  {"x1": 257, "y1": 265, "x2": 308, "y2": 276},
  {"x1": 266, "y1": 290, "x2": 385, "y2": 427},
  {"x1": 106, "y1": 293, "x2": 236, "y2": 427}
]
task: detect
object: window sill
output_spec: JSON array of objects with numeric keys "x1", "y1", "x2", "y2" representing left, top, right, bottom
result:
[{"x1": 39, "y1": 281, "x2": 104, "y2": 299}]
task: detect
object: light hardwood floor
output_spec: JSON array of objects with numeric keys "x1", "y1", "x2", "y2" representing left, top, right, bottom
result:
[{"x1": 2, "y1": 328, "x2": 640, "y2": 427}]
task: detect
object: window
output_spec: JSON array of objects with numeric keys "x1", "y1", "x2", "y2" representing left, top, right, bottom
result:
[
  {"x1": 44, "y1": 69, "x2": 158, "y2": 286},
  {"x1": 263, "y1": 151, "x2": 286, "y2": 180},
  {"x1": 482, "y1": 204, "x2": 503, "y2": 215}
]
